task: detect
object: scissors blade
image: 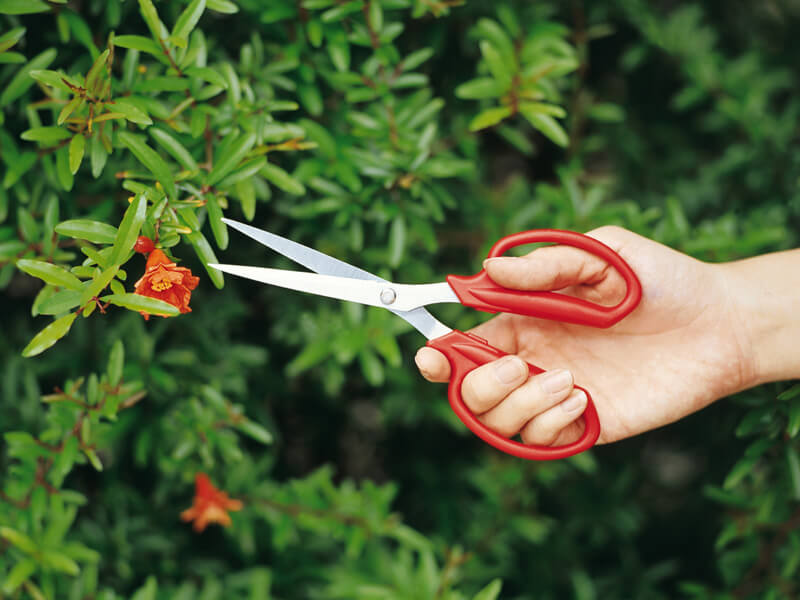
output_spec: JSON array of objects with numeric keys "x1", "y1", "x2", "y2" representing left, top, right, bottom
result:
[
  {"x1": 222, "y1": 218, "x2": 382, "y2": 282},
  {"x1": 208, "y1": 264, "x2": 458, "y2": 313},
  {"x1": 220, "y1": 219, "x2": 453, "y2": 340}
]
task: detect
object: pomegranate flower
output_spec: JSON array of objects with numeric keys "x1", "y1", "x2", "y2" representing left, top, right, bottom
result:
[
  {"x1": 133, "y1": 247, "x2": 199, "y2": 320},
  {"x1": 180, "y1": 473, "x2": 243, "y2": 532}
]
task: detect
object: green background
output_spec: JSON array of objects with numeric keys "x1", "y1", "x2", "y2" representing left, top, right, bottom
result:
[{"x1": 1, "y1": 0, "x2": 799, "y2": 598}]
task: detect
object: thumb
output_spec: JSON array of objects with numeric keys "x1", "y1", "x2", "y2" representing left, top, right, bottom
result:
[{"x1": 483, "y1": 244, "x2": 616, "y2": 292}]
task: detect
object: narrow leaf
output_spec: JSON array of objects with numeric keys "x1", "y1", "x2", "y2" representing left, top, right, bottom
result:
[
  {"x1": 111, "y1": 99, "x2": 152, "y2": 125},
  {"x1": 101, "y1": 293, "x2": 180, "y2": 316},
  {"x1": 208, "y1": 132, "x2": 256, "y2": 185},
  {"x1": 55, "y1": 219, "x2": 117, "y2": 244},
  {"x1": 149, "y1": 128, "x2": 198, "y2": 171},
  {"x1": 173, "y1": 0, "x2": 206, "y2": 41},
  {"x1": 118, "y1": 131, "x2": 177, "y2": 200},
  {"x1": 520, "y1": 109, "x2": 568, "y2": 147},
  {"x1": 107, "y1": 339, "x2": 124, "y2": 386},
  {"x1": 260, "y1": 162, "x2": 305, "y2": 195},
  {"x1": 469, "y1": 106, "x2": 512, "y2": 131},
  {"x1": 17, "y1": 259, "x2": 82, "y2": 290},
  {"x1": 187, "y1": 231, "x2": 223, "y2": 288},
  {"x1": 110, "y1": 194, "x2": 147, "y2": 264},
  {"x1": 22, "y1": 312, "x2": 77, "y2": 357},
  {"x1": 69, "y1": 134, "x2": 85, "y2": 174},
  {"x1": 0, "y1": 0, "x2": 49, "y2": 15},
  {"x1": 0, "y1": 48, "x2": 56, "y2": 107}
]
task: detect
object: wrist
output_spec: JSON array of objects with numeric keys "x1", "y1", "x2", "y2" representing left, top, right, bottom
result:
[{"x1": 719, "y1": 250, "x2": 800, "y2": 387}]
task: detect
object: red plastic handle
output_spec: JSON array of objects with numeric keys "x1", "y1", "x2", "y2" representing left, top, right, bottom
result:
[
  {"x1": 447, "y1": 230, "x2": 642, "y2": 328},
  {"x1": 427, "y1": 330, "x2": 600, "y2": 460}
]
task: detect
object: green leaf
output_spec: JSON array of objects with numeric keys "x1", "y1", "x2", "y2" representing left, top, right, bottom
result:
[
  {"x1": 184, "y1": 66, "x2": 228, "y2": 89},
  {"x1": 206, "y1": 195, "x2": 228, "y2": 249},
  {"x1": 237, "y1": 419, "x2": 273, "y2": 445},
  {"x1": 455, "y1": 77, "x2": 503, "y2": 100},
  {"x1": 149, "y1": 128, "x2": 198, "y2": 171},
  {"x1": 69, "y1": 134, "x2": 85, "y2": 174},
  {"x1": 479, "y1": 40, "x2": 512, "y2": 89},
  {"x1": 29, "y1": 69, "x2": 72, "y2": 92},
  {"x1": 1, "y1": 558, "x2": 36, "y2": 594},
  {"x1": 206, "y1": 0, "x2": 238, "y2": 13},
  {"x1": 520, "y1": 109, "x2": 568, "y2": 147},
  {"x1": 260, "y1": 162, "x2": 305, "y2": 195},
  {"x1": 17, "y1": 259, "x2": 82, "y2": 291},
  {"x1": 22, "y1": 312, "x2": 77, "y2": 357},
  {"x1": 108, "y1": 339, "x2": 124, "y2": 386},
  {"x1": 388, "y1": 215, "x2": 405, "y2": 268},
  {"x1": 0, "y1": 0, "x2": 49, "y2": 14},
  {"x1": 469, "y1": 106, "x2": 512, "y2": 131},
  {"x1": 101, "y1": 293, "x2": 180, "y2": 317},
  {"x1": 118, "y1": 132, "x2": 177, "y2": 200},
  {"x1": 38, "y1": 289, "x2": 81, "y2": 315},
  {"x1": 21, "y1": 126, "x2": 72, "y2": 144},
  {"x1": 112, "y1": 34, "x2": 161, "y2": 57},
  {"x1": 58, "y1": 96, "x2": 83, "y2": 125},
  {"x1": 0, "y1": 527, "x2": 37, "y2": 554},
  {"x1": 321, "y1": 0, "x2": 361, "y2": 22},
  {"x1": 401, "y1": 47, "x2": 433, "y2": 72},
  {"x1": 173, "y1": 0, "x2": 206, "y2": 41},
  {"x1": 110, "y1": 194, "x2": 147, "y2": 265},
  {"x1": 138, "y1": 0, "x2": 168, "y2": 40},
  {"x1": 328, "y1": 34, "x2": 349, "y2": 72},
  {"x1": 368, "y1": 0, "x2": 382, "y2": 31},
  {"x1": 56, "y1": 145, "x2": 74, "y2": 191},
  {"x1": 56, "y1": 219, "x2": 117, "y2": 244},
  {"x1": 111, "y1": 99, "x2": 153, "y2": 125},
  {"x1": 40, "y1": 551, "x2": 79, "y2": 575},
  {"x1": 788, "y1": 401, "x2": 800, "y2": 438},
  {"x1": 208, "y1": 132, "x2": 256, "y2": 185},
  {"x1": 236, "y1": 179, "x2": 255, "y2": 221},
  {"x1": 79, "y1": 266, "x2": 120, "y2": 307},
  {"x1": 359, "y1": 348, "x2": 384, "y2": 386},
  {"x1": 473, "y1": 578, "x2": 503, "y2": 600},
  {"x1": 788, "y1": 446, "x2": 800, "y2": 501},
  {"x1": 187, "y1": 231, "x2": 223, "y2": 288},
  {"x1": 90, "y1": 135, "x2": 108, "y2": 178},
  {"x1": 519, "y1": 101, "x2": 567, "y2": 118},
  {"x1": 85, "y1": 48, "x2": 109, "y2": 94},
  {"x1": 83, "y1": 448, "x2": 103, "y2": 471},
  {"x1": 0, "y1": 27, "x2": 25, "y2": 53}
]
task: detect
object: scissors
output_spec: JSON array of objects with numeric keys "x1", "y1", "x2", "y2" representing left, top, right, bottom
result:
[{"x1": 211, "y1": 219, "x2": 642, "y2": 460}]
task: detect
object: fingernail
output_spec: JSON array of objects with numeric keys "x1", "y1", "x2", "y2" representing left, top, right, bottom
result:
[
  {"x1": 561, "y1": 390, "x2": 587, "y2": 413},
  {"x1": 483, "y1": 257, "x2": 512, "y2": 270},
  {"x1": 539, "y1": 369, "x2": 573, "y2": 395},
  {"x1": 493, "y1": 356, "x2": 527, "y2": 384}
]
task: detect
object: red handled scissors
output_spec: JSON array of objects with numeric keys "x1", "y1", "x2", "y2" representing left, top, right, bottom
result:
[{"x1": 211, "y1": 220, "x2": 642, "y2": 460}]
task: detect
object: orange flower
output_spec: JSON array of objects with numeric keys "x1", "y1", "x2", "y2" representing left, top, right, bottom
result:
[
  {"x1": 133, "y1": 248, "x2": 199, "y2": 320},
  {"x1": 180, "y1": 473, "x2": 243, "y2": 532}
]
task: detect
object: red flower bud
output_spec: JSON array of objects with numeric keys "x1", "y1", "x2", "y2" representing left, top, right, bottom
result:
[{"x1": 134, "y1": 236, "x2": 156, "y2": 254}]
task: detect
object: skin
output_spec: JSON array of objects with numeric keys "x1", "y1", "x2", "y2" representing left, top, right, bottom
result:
[{"x1": 415, "y1": 226, "x2": 800, "y2": 446}]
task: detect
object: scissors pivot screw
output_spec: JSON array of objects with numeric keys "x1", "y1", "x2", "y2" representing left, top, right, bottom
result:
[{"x1": 380, "y1": 288, "x2": 397, "y2": 305}]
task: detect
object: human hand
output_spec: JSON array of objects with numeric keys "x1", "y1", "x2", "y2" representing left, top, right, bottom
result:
[{"x1": 415, "y1": 226, "x2": 756, "y2": 446}]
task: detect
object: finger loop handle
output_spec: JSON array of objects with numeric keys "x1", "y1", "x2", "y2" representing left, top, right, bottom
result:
[
  {"x1": 447, "y1": 229, "x2": 642, "y2": 328},
  {"x1": 427, "y1": 330, "x2": 600, "y2": 460}
]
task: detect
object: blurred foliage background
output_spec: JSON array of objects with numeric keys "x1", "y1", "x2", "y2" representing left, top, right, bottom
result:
[{"x1": 2, "y1": 0, "x2": 800, "y2": 598}]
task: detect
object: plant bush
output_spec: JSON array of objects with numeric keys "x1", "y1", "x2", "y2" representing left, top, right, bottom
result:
[{"x1": 1, "y1": 0, "x2": 799, "y2": 598}]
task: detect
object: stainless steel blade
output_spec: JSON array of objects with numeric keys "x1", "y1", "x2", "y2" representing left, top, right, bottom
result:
[
  {"x1": 222, "y1": 218, "x2": 380, "y2": 282},
  {"x1": 221, "y1": 219, "x2": 452, "y2": 339},
  {"x1": 208, "y1": 265, "x2": 458, "y2": 313}
]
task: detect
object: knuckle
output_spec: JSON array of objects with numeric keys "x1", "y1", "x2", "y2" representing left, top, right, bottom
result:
[{"x1": 589, "y1": 224, "x2": 625, "y2": 239}]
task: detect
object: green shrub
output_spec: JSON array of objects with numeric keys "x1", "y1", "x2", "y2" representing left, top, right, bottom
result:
[{"x1": 1, "y1": 1, "x2": 798, "y2": 598}]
